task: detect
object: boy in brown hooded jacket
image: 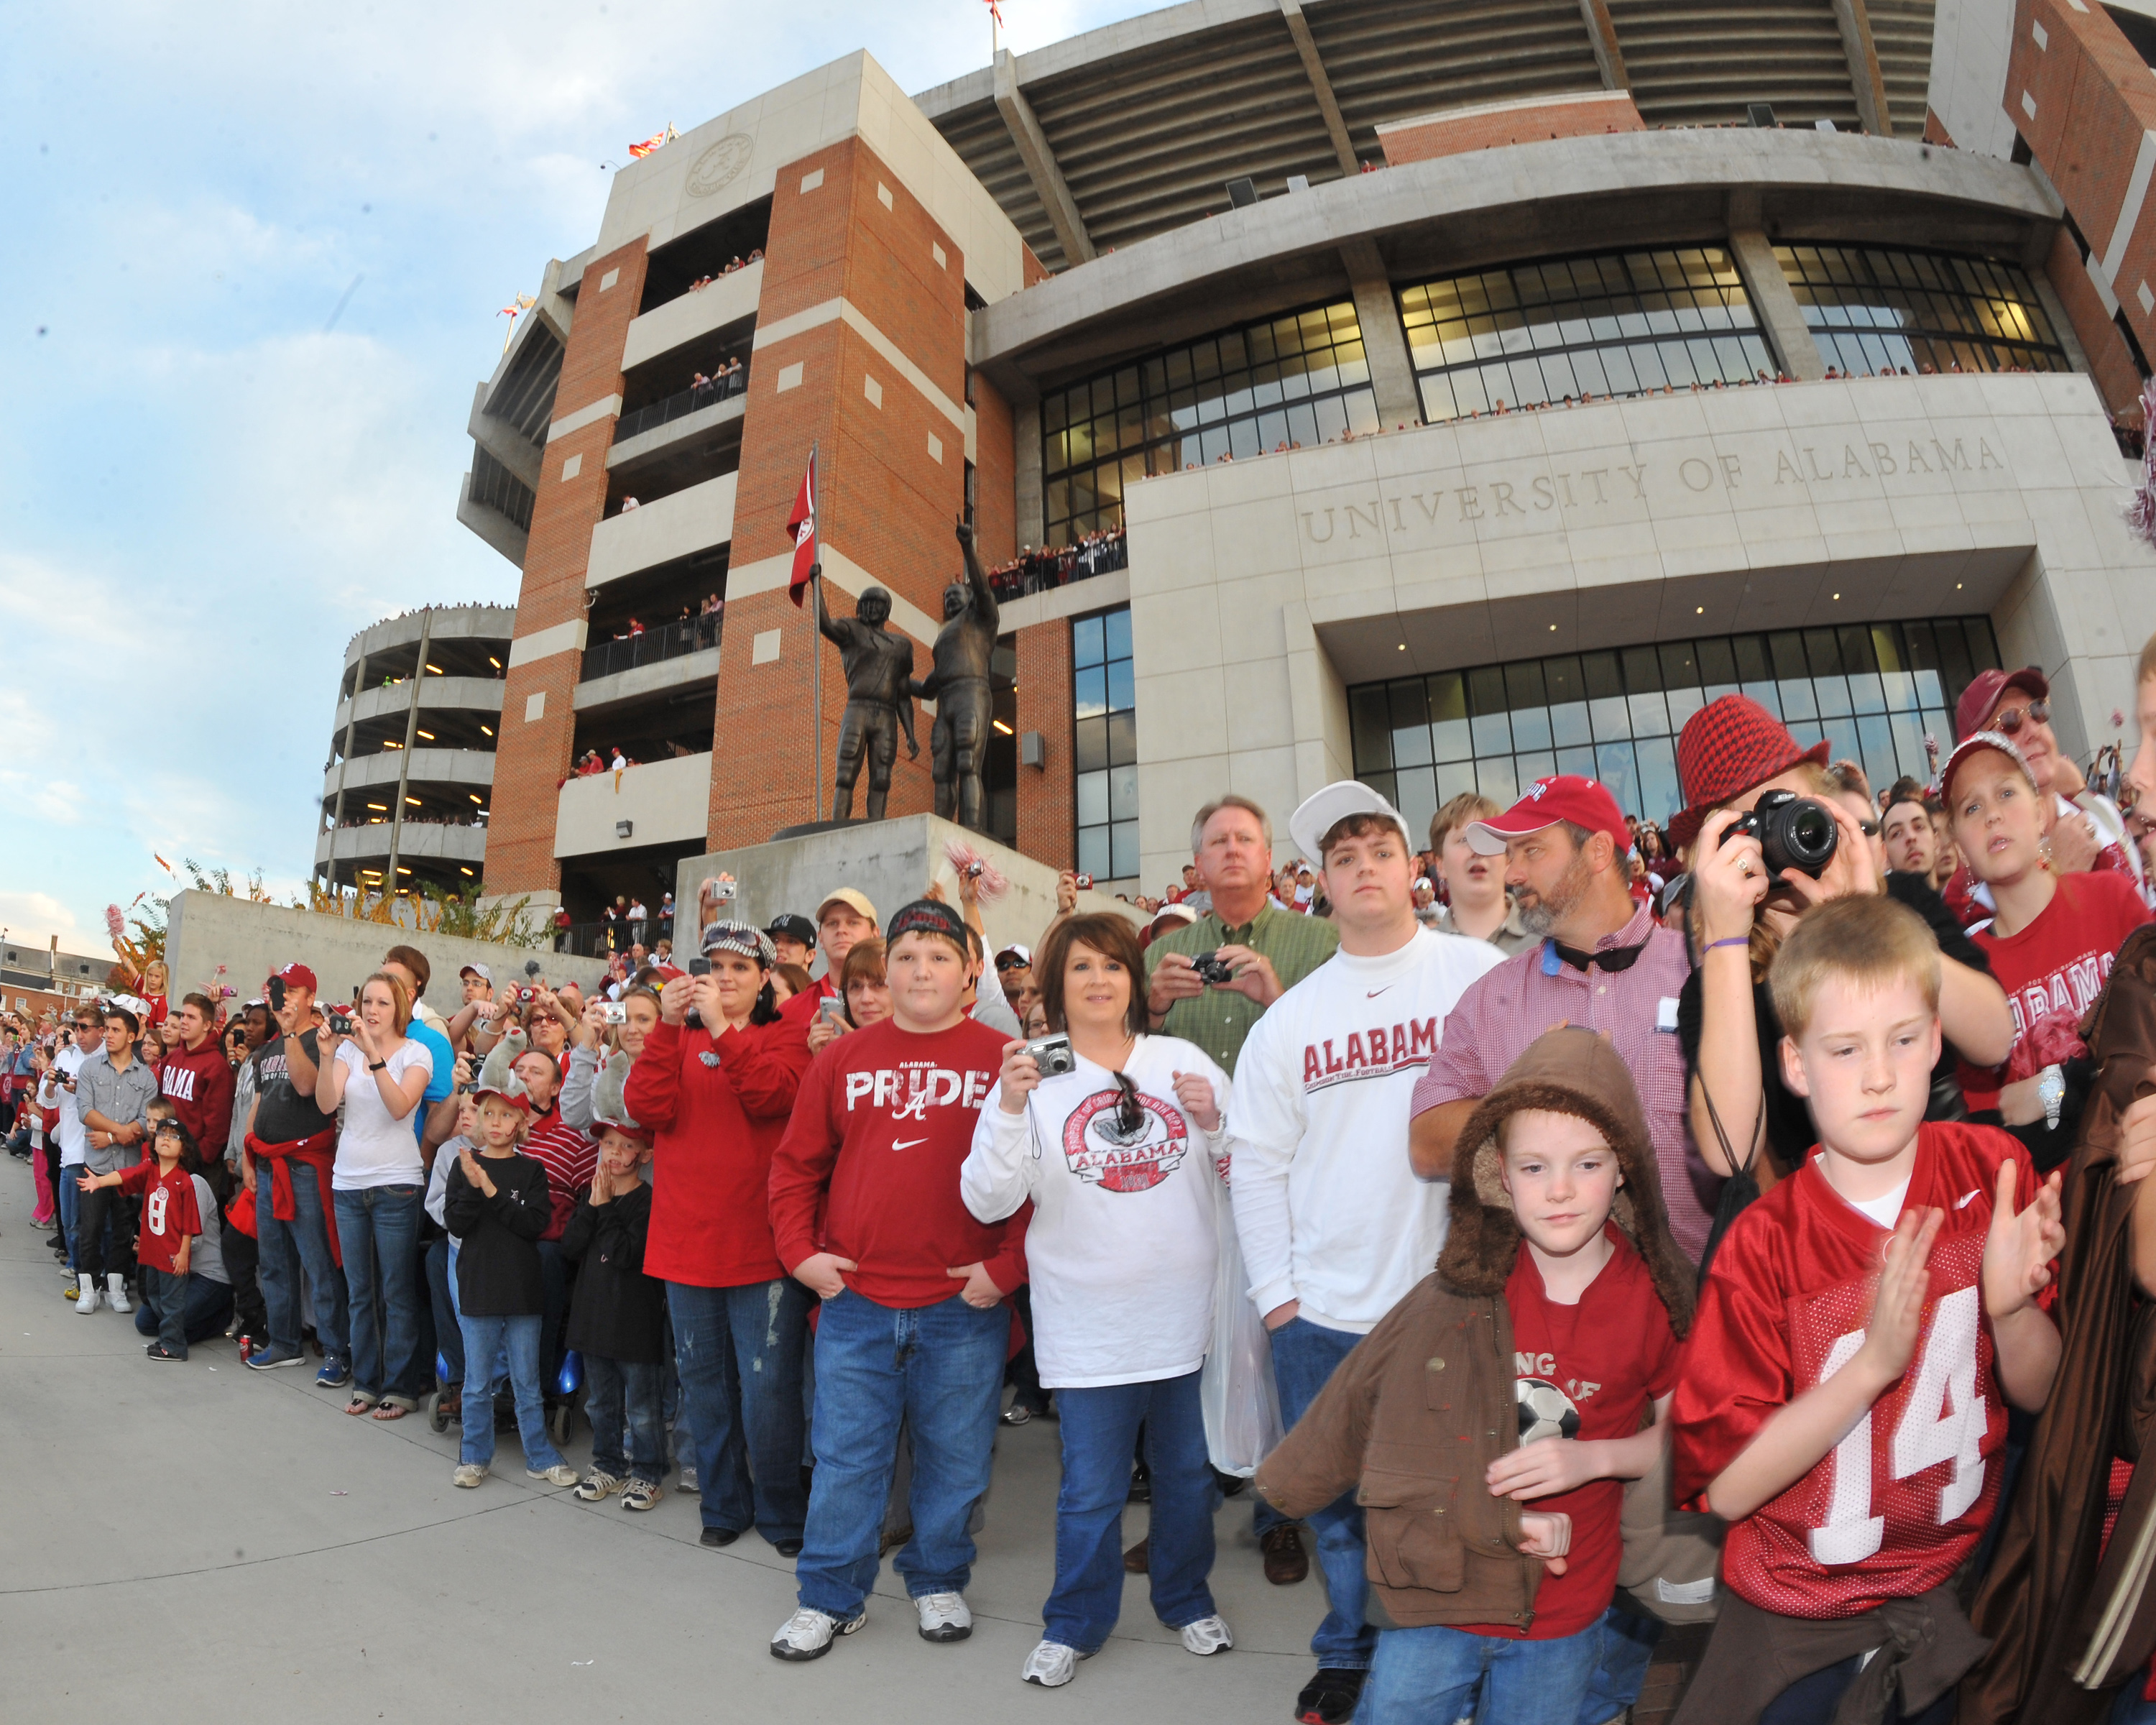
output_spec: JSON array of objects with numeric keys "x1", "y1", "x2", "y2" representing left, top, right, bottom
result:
[{"x1": 1253, "y1": 1027, "x2": 1693, "y2": 1725}]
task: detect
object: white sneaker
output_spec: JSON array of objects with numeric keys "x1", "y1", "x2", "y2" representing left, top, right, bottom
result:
[
  {"x1": 75, "y1": 1282, "x2": 101, "y2": 1315},
  {"x1": 452, "y1": 1464, "x2": 487, "y2": 1489},
  {"x1": 1021, "y1": 1641, "x2": 1082, "y2": 1687},
  {"x1": 915, "y1": 1591, "x2": 972, "y2": 1642},
  {"x1": 106, "y1": 1274, "x2": 132, "y2": 1315},
  {"x1": 573, "y1": 1469, "x2": 625, "y2": 1501},
  {"x1": 1179, "y1": 1614, "x2": 1233, "y2": 1656},
  {"x1": 770, "y1": 1606, "x2": 865, "y2": 1661},
  {"x1": 526, "y1": 1463, "x2": 579, "y2": 1486}
]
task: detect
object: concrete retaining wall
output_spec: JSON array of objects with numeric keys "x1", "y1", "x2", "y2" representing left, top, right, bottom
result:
[{"x1": 164, "y1": 892, "x2": 609, "y2": 1016}]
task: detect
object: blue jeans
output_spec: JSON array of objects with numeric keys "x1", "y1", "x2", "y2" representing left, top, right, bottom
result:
[
  {"x1": 459, "y1": 1311, "x2": 566, "y2": 1472},
  {"x1": 1358, "y1": 1619, "x2": 1603, "y2": 1725},
  {"x1": 668, "y1": 1277, "x2": 811, "y2": 1541},
  {"x1": 58, "y1": 1164, "x2": 82, "y2": 1271},
  {"x1": 796, "y1": 1289, "x2": 1008, "y2": 1619},
  {"x1": 1049, "y1": 1370, "x2": 1217, "y2": 1651},
  {"x1": 1273, "y1": 1315, "x2": 1375, "y2": 1669},
  {"x1": 1575, "y1": 1604, "x2": 1662, "y2": 1725},
  {"x1": 586, "y1": 1353, "x2": 668, "y2": 1483},
  {"x1": 425, "y1": 1236, "x2": 463, "y2": 1388},
  {"x1": 135, "y1": 1269, "x2": 235, "y2": 1351},
  {"x1": 333, "y1": 1184, "x2": 423, "y2": 1401},
  {"x1": 257, "y1": 1161, "x2": 349, "y2": 1362},
  {"x1": 2113, "y1": 1680, "x2": 2156, "y2": 1724}
]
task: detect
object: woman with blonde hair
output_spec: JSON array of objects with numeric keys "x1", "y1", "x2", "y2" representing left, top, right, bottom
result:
[{"x1": 314, "y1": 970, "x2": 435, "y2": 1417}]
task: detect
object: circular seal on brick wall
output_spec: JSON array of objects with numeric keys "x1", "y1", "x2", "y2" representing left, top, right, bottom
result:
[{"x1": 686, "y1": 134, "x2": 753, "y2": 199}]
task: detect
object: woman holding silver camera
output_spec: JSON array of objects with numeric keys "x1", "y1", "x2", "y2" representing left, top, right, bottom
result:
[
  {"x1": 1674, "y1": 696, "x2": 2011, "y2": 1192},
  {"x1": 960, "y1": 912, "x2": 1235, "y2": 1690},
  {"x1": 313, "y1": 971, "x2": 434, "y2": 1417}
]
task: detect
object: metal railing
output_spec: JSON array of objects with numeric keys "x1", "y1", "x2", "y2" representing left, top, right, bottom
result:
[
  {"x1": 581, "y1": 618, "x2": 721, "y2": 683},
  {"x1": 552, "y1": 919, "x2": 676, "y2": 958},
  {"x1": 614, "y1": 369, "x2": 748, "y2": 442}
]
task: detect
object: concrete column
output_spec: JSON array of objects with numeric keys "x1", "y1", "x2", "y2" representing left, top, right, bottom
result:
[
  {"x1": 1339, "y1": 238, "x2": 1422, "y2": 427},
  {"x1": 1015, "y1": 398, "x2": 1045, "y2": 549},
  {"x1": 1728, "y1": 230, "x2": 1825, "y2": 381},
  {"x1": 383, "y1": 610, "x2": 435, "y2": 897}
]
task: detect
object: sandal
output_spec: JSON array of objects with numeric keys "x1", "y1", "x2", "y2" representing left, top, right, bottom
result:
[
  {"x1": 370, "y1": 1402, "x2": 408, "y2": 1421},
  {"x1": 344, "y1": 1392, "x2": 379, "y2": 1417}
]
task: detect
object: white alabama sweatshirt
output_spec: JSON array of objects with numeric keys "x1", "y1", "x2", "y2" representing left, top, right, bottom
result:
[
  {"x1": 1228, "y1": 926, "x2": 1505, "y2": 1333},
  {"x1": 962, "y1": 1034, "x2": 1232, "y2": 1388}
]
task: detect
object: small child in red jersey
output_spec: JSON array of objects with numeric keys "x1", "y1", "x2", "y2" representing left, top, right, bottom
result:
[
  {"x1": 79, "y1": 1114, "x2": 202, "y2": 1361},
  {"x1": 1671, "y1": 894, "x2": 2065, "y2": 1724}
]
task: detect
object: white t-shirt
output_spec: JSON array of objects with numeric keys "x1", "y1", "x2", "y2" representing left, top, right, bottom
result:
[
  {"x1": 52, "y1": 1043, "x2": 88, "y2": 1167},
  {"x1": 331, "y1": 1039, "x2": 432, "y2": 1190},
  {"x1": 962, "y1": 1034, "x2": 1232, "y2": 1388},
  {"x1": 1228, "y1": 925, "x2": 1506, "y2": 1333}
]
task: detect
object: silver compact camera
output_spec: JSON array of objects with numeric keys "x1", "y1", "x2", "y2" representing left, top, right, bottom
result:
[
  {"x1": 600, "y1": 1002, "x2": 627, "y2": 1026},
  {"x1": 1023, "y1": 1032, "x2": 1076, "y2": 1078}
]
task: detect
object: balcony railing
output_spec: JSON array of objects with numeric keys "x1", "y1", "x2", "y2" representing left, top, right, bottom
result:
[
  {"x1": 551, "y1": 917, "x2": 678, "y2": 958},
  {"x1": 581, "y1": 617, "x2": 722, "y2": 683},
  {"x1": 614, "y1": 369, "x2": 747, "y2": 443}
]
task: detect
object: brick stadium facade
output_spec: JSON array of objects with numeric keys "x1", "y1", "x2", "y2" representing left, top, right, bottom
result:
[{"x1": 455, "y1": 5, "x2": 2156, "y2": 924}]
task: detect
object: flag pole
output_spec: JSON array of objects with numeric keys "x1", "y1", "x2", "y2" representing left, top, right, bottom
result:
[{"x1": 811, "y1": 440, "x2": 824, "y2": 824}]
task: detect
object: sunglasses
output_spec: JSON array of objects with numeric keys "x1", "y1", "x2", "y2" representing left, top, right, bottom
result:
[
  {"x1": 1110, "y1": 1070, "x2": 1145, "y2": 1138},
  {"x1": 1991, "y1": 699, "x2": 2050, "y2": 737}
]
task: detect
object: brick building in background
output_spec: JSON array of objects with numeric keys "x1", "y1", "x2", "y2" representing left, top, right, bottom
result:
[{"x1": 459, "y1": 7, "x2": 2156, "y2": 938}]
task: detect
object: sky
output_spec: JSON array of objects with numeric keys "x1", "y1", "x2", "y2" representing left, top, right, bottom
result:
[{"x1": 0, "y1": 0, "x2": 1151, "y2": 961}]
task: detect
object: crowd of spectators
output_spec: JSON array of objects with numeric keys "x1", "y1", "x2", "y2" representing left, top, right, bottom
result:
[
  {"x1": 21, "y1": 638, "x2": 2156, "y2": 1724},
  {"x1": 982, "y1": 527, "x2": 1128, "y2": 602}
]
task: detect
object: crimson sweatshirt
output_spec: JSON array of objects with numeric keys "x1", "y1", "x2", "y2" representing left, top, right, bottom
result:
[
  {"x1": 768, "y1": 1015, "x2": 1028, "y2": 1309},
  {"x1": 158, "y1": 1039, "x2": 235, "y2": 1157},
  {"x1": 625, "y1": 1012, "x2": 813, "y2": 1288}
]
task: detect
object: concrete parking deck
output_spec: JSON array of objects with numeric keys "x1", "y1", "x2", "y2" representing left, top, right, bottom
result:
[{"x1": 0, "y1": 1169, "x2": 1322, "y2": 1722}]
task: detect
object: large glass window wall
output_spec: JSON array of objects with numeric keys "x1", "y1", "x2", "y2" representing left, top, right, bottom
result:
[
  {"x1": 1775, "y1": 244, "x2": 2071, "y2": 377},
  {"x1": 1398, "y1": 247, "x2": 1777, "y2": 423},
  {"x1": 1074, "y1": 607, "x2": 1138, "y2": 883},
  {"x1": 1348, "y1": 619, "x2": 2002, "y2": 842},
  {"x1": 1040, "y1": 301, "x2": 1380, "y2": 543}
]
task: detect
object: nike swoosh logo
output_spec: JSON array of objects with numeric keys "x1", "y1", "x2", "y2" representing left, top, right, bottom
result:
[
  {"x1": 1366, "y1": 987, "x2": 1393, "y2": 998},
  {"x1": 1955, "y1": 1189, "x2": 1980, "y2": 1209},
  {"x1": 893, "y1": 1137, "x2": 929, "y2": 1151}
]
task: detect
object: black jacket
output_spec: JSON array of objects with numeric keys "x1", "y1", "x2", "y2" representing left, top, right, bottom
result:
[
  {"x1": 445, "y1": 1151, "x2": 548, "y2": 1317},
  {"x1": 561, "y1": 1180, "x2": 668, "y2": 1364}
]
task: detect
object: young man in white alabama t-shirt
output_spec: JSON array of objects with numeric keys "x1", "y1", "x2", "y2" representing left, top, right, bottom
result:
[{"x1": 1228, "y1": 781, "x2": 1505, "y2": 1725}]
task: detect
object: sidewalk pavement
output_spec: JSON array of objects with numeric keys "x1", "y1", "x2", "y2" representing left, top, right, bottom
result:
[{"x1": 0, "y1": 1167, "x2": 1319, "y2": 1722}]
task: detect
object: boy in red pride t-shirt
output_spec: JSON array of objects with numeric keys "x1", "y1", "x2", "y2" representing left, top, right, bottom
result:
[
  {"x1": 1944, "y1": 731, "x2": 2152, "y2": 1128},
  {"x1": 80, "y1": 1115, "x2": 203, "y2": 1361},
  {"x1": 1671, "y1": 896, "x2": 2064, "y2": 1725},
  {"x1": 766, "y1": 898, "x2": 1026, "y2": 1664}
]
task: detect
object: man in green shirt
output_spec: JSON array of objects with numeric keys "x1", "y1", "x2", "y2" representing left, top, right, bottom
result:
[
  {"x1": 1141, "y1": 792, "x2": 1336, "y2": 1591},
  {"x1": 1146, "y1": 795, "x2": 1339, "y2": 1075}
]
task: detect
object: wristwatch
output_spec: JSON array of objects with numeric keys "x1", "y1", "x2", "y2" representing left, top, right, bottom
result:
[
  {"x1": 2037, "y1": 1063, "x2": 2065, "y2": 1132},
  {"x1": 368, "y1": 1058, "x2": 388, "y2": 1072}
]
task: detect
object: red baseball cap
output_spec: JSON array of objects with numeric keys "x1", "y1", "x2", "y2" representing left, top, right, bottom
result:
[
  {"x1": 1466, "y1": 776, "x2": 1632, "y2": 857},
  {"x1": 272, "y1": 962, "x2": 318, "y2": 994},
  {"x1": 1953, "y1": 666, "x2": 2048, "y2": 743}
]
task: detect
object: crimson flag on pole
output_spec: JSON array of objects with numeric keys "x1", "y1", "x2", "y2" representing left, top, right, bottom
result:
[{"x1": 787, "y1": 454, "x2": 816, "y2": 606}]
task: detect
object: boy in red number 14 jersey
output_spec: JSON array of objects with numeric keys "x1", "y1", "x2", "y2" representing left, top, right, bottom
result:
[{"x1": 1671, "y1": 896, "x2": 2063, "y2": 1725}]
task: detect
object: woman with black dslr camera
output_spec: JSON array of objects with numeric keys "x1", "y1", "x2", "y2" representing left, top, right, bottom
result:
[{"x1": 1674, "y1": 696, "x2": 2012, "y2": 1193}]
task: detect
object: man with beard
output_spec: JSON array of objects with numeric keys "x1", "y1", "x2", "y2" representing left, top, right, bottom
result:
[{"x1": 1408, "y1": 774, "x2": 1715, "y2": 1261}]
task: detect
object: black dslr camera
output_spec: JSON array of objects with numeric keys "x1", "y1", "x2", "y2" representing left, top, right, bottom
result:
[
  {"x1": 1190, "y1": 951, "x2": 1237, "y2": 986},
  {"x1": 1718, "y1": 789, "x2": 1838, "y2": 880}
]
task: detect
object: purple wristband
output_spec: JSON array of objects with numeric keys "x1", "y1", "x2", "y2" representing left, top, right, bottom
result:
[{"x1": 1705, "y1": 936, "x2": 1751, "y2": 952}]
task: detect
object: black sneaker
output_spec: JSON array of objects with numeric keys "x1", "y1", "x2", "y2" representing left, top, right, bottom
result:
[
  {"x1": 700, "y1": 1525, "x2": 741, "y2": 1548},
  {"x1": 145, "y1": 1344, "x2": 186, "y2": 1363},
  {"x1": 1296, "y1": 1668, "x2": 1367, "y2": 1725}
]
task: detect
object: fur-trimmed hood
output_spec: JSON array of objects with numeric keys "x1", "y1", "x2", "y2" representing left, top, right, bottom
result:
[
  {"x1": 472, "y1": 1029, "x2": 532, "y2": 1110},
  {"x1": 1437, "y1": 1026, "x2": 1695, "y2": 1339}
]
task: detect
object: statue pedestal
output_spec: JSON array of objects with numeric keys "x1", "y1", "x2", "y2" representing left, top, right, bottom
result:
[{"x1": 673, "y1": 816, "x2": 1136, "y2": 960}]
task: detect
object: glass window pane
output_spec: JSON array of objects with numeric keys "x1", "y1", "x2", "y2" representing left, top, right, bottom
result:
[
  {"x1": 1078, "y1": 825, "x2": 1112, "y2": 881},
  {"x1": 1074, "y1": 666, "x2": 1107, "y2": 719},
  {"x1": 1350, "y1": 686, "x2": 1392, "y2": 770},
  {"x1": 1077, "y1": 770, "x2": 1109, "y2": 827},
  {"x1": 1075, "y1": 716, "x2": 1107, "y2": 774},
  {"x1": 1106, "y1": 709, "x2": 1138, "y2": 765},
  {"x1": 1475, "y1": 756, "x2": 1519, "y2": 806},
  {"x1": 1392, "y1": 767, "x2": 1439, "y2": 845},
  {"x1": 1634, "y1": 736, "x2": 1681, "y2": 826},
  {"x1": 1426, "y1": 672, "x2": 1470, "y2": 763},
  {"x1": 1103, "y1": 607, "x2": 1133, "y2": 663},
  {"x1": 1073, "y1": 615, "x2": 1105, "y2": 668},
  {"x1": 1109, "y1": 764, "x2": 1139, "y2": 820},
  {"x1": 1106, "y1": 658, "x2": 1135, "y2": 714},
  {"x1": 1111, "y1": 821, "x2": 1140, "y2": 880}
]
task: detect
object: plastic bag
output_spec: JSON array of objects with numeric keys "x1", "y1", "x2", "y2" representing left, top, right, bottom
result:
[{"x1": 1201, "y1": 1198, "x2": 1284, "y2": 1476}]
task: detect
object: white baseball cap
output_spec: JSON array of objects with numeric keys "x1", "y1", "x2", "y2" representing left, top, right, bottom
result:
[
  {"x1": 459, "y1": 962, "x2": 492, "y2": 983},
  {"x1": 1289, "y1": 781, "x2": 1415, "y2": 867}
]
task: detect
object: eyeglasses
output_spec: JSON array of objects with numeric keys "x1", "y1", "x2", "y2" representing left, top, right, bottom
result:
[
  {"x1": 1856, "y1": 819, "x2": 1880, "y2": 838},
  {"x1": 1991, "y1": 699, "x2": 2050, "y2": 737}
]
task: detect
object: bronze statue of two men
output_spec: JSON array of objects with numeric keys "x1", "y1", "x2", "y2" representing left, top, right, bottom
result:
[{"x1": 815, "y1": 518, "x2": 1000, "y2": 829}]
